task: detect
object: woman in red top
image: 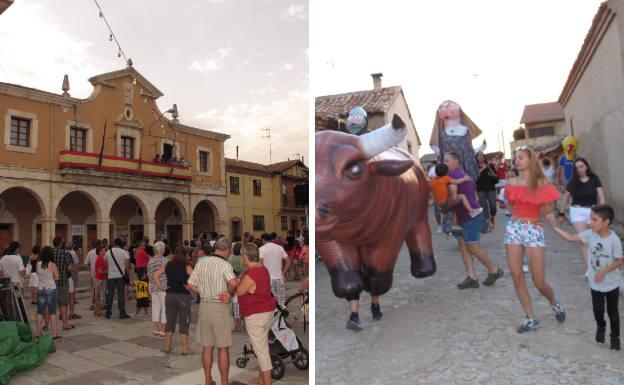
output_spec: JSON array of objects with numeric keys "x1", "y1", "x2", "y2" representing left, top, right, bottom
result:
[
  {"x1": 505, "y1": 146, "x2": 565, "y2": 333},
  {"x1": 237, "y1": 243, "x2": 277, "y2": 385}
]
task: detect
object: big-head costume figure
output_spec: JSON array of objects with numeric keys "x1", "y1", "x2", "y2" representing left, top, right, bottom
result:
[
  {"x1": 430, "y1": 100, "x2": 486, "y2": 180},
  {"x1": 316, "y1": 107, "x2": 436, "y2": 329},
  {"x1": 559, "y1": 135, "x2": 579, "y2": 186}
]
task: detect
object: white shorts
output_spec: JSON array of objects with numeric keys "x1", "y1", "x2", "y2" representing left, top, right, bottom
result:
[
  {"x1": 68, "y1": 277, "x2": 75, "y2": 293},
  {"x1": 570, "y1": 206, "x2": 591, "y2": 224},
  {"x1": 29, "y1": 273, "x2": 39, "y2": 288}
]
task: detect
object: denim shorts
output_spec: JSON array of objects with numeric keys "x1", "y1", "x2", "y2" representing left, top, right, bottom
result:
[
  {"x1": 504, "y1": 219, "x2": 545, "y2": 248},
  {"x1": 460, "y1": 213, "x2": 485, "y2": 244},
  {"x1": 37, "y1": 288, "x2": 58, "y2": 315}
]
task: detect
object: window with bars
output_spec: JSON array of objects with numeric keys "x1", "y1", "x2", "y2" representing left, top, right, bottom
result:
[
  {"x1": 230, "y1": 176, "x2": 240, "y2": 194},
  {"x1": 253, "y1": 179, "x2": 262, "y2": 196},
  {"x1": 281, "y1": 216, "x2": 288, "y2": 230},
  {"x1": 121, "y1": 136, "x2": 135, "y2": 159},
  {"x1": 10, "y1": 117, "x2": 30, "y2": 147},
  {"x1": 70, "y1": 127, "x2": 86, "y2": 152},
  {"x1": 199, "y1": 150, "x2": 209, "y2": 172},
  {"x1": 253, "y1": 215, "x2": 265, "y2": 231}
]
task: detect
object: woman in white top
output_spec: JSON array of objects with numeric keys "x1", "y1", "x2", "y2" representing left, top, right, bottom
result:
[
  {"x1": 35, "y1": 246, "x2": 61, "y2": 339},
  {"x1": 26, "y1": 245, "x2": 41, "y2": 304}
]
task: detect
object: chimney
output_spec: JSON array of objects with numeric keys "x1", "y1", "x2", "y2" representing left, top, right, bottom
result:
[
  {"x1": 236, "y1": 146, "x2": 239, "y2": 160},
  {"x1": 371, "y1": 72, "x2": 383, "y2": 90}
]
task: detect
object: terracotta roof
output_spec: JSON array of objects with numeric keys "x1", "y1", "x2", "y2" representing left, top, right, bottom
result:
[
  {"x1": 225, "y1": 158, "x2": 308, "y2": 175},
  {"x1": 520, "y1": 102, "x2": 564, "y2": 124},
  {"x1": 420, "y1": 153, "x2": 438, "y2": 163},
  {"x1": 315, "y1": 86, "x2": 402, "y2": 120},
  {"x1": 268, "y1": 160, "x2": 302, "y2": 172},
  {"x1": 558, "y1": 2, "x2": 615, "y2": 106}
]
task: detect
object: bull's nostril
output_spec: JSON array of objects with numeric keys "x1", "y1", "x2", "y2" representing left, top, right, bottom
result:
[{"x1": 317, "y1": 202, "x2": 330, "y2": 217}]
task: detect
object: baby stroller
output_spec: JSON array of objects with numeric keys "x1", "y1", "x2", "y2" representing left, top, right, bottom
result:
[{"x1": 236, "y1": 305, "x2": 309, "y2": 380}]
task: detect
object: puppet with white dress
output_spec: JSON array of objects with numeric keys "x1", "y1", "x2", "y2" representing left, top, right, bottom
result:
[{"x1": 430, "y1": 100, "x2": 486, "y2": 180}]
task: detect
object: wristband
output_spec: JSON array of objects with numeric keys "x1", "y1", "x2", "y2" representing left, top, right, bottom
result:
[{"x1": 558, "y1": 212, "x2": 565, "y2": 217}]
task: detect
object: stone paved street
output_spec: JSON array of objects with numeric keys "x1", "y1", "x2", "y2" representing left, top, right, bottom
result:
[
  {"x1": 316, "y1": 211, "x2": 624, "y2": 385},
  {"x1": 12, "y1": 280, "x2": 308, "y2": 385}
]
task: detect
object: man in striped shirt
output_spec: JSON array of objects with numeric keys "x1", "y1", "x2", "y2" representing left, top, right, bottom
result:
[{"x1": 187, "y1": 237, "x2": 238, "y2": 385}]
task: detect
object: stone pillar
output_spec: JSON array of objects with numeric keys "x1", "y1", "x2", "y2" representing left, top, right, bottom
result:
[
  {"x1": 144, "y1": 219, "x2": 156, "y2": 244},
  {"x1": 42, "y1": 216, "x2": 55, "y2": 245},
  {"x1": 182, "y1": 220, "x2": 193, "y2": 243},
  {"x1": 96, "y1": 219, "x2": 110, "y2": 241}
]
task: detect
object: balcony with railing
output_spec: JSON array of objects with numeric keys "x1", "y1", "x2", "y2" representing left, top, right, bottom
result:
[{"x1": 59, "y1": 150, "x2": 192, "y2": 181}]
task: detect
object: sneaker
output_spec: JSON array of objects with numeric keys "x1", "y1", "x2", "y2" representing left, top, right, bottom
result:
[
  {"x1": 517, "y1": 318, "x2": 540, "y2": 333},
  {"x1": 483, "y1": 268, "x2": 504, "y2": 286},
  {"x1": 611, "y1": 336, "x2": 621, "y2": 351},
  {"x1": 522, "y1": 264, "x2": 529, "y2": 273},
  {"x1": 552, "y1": 302, "x2": 566, "y2": 323},
  {"x1": 120, "y1": 314, "x2": 131, "y2": 320},
  {"x1": 596, "y1": 327, "x2": 606, "y2": 344},
  {"x1": 371, "y1": 304, "x2": 383, "y2": 321},
  {"x1": 105, "y1": 314, "x2": 111, "y2": 319},
  {"x1": 69, "y1": 314, "x2": 82, "y2": 320},
  {"x1": 469, "y1": 207, "x2": 483, "y2": 218},
  {"x1": 346, "y1": 313, "x2": 362, "y2": 331},
  {"x1": 437, "y1": 225, "x2": 442, "y2": 234},
  {"x1": 457, "y1": 276, "x2": 479, "y2": 289},
  {"x1": 451, "y1": 225, "x2": 463, "y2": 231}
]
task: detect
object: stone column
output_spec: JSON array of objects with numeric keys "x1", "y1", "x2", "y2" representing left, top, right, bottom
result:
[
  {"x1": 144, "y1": 219, "x2": 156, "y2": 244},
  {"x1": 41, "y1": 216, "x2": 55, "y2": 245},
  {"x1": 96, "y1": 219, "x2": 110, "y2": 241},
  {"x1": 182, "y1": 220, "x2": 193, "y2": 243}
]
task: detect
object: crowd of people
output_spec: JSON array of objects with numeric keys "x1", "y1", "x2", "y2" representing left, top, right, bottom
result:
[
  {"x1": 426, "y1": 147, "x2": 621, "y2": 350},
  {"x1": 0, "y1": 228, "x2": 309, "y2": 384}
]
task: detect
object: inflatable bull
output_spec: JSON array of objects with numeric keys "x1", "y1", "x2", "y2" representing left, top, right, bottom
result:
[{"x1": 316, "y1": 113, "x2": 436, "y2": 306}]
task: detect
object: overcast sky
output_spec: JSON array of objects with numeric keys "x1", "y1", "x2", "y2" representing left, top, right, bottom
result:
[
  {"x1": 311, "y1": 0, "x2": 603, "y2": 157},
  {"x1": 0, "y1": 0, "x2": 308, "y2": 165}
]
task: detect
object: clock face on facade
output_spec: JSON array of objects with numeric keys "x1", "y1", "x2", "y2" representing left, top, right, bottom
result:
[{"x1": 346, "y1": 106, "x2": 368, "y2": 135}]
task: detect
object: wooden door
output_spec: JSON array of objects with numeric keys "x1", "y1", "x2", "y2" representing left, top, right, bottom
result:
[
  {"x1": 55, "y1": 224, "x2": 67, "y2": 243},
  {"x1": 231, "y1": 221, "x2": 241, "y2": 240},
  {"x1": 167, "y1": 225, "x2": 183, "y2": 247},
  {"x1": 130, "y1": 225, "x2": 144, "y2": 245},
  {"x1": 87, "y1": 224, "x2": 97, "y2": 250},
  {"x1": 0, "y1": 224, "x2": 12, "y2": 251}
]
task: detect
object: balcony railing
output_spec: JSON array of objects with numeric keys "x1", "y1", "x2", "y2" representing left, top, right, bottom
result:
[{"x1": 59, "y1": 150, "x2": 192, "y2": 181}]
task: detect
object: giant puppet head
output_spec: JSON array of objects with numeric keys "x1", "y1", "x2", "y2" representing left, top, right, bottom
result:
[
  {"x1": 429, "y1": 100, "x2": 482, "y2": 147},
  {"x1": 562, "y1": 136, "x2": 579, "y2": 160}
]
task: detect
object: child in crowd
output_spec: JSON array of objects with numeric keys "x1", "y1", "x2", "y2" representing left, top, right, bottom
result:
[
  {"x1": 134, "y1": 270, "x2": 150, "y2": 317},
  {"x1": 430, "y1": 164, "x2": 483, "y2": 232},
  {"x1": 548, "y1": 204, "x2": 622, "y2": 350}
]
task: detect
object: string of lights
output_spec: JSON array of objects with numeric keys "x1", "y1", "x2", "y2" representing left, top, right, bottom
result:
[{"x1": 94, "y1": 0, "x2": 129, "y2": 63}]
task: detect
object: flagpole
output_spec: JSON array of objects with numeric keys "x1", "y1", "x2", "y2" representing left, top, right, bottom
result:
[{"x1": 98, "y1": 118, "x2": 107, "y2": 169}]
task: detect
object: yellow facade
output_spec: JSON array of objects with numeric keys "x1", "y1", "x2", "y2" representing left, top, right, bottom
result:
[
  {"x1": 225, "y1": 159, "x2": 308, "y2": 240},
  {"x1": 0, "y1": 66, "x2": 229, "y2": 252}
]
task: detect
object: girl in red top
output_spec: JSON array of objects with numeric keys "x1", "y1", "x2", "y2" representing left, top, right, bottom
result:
[
  {"x1": 93, "y1": 245, "x2": 108, "y2": 317},
  {"x1": 237, "y1": 243, "x2": 277, "y2": 385},
  {"x1": 505, "y1": 146, "x2": 565, "y2": 333}
]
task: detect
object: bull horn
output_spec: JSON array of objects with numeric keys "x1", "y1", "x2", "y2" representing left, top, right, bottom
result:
[{"x1": 360, "y1": 114, "x2": 407, "y2": 157}]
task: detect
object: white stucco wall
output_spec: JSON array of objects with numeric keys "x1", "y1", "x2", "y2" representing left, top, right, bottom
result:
[
  {"x1": 387, "y1": 96, "x2": 421, "y2": 163},
  {"x1": 563, "y1": 15, "x2": 624, "y2": 216}
]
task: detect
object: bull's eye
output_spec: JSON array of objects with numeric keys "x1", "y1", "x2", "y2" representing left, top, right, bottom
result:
[{"x1": 345, "y1": 162, "x2": 364, "y2": 178}]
